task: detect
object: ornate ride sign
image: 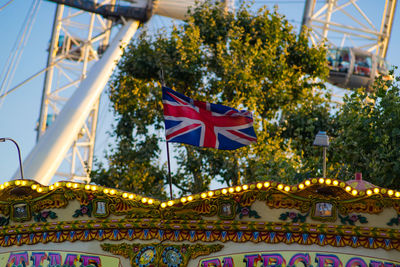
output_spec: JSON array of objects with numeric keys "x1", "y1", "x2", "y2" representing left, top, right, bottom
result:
[
  {"x1": 199, "y1": 251, "x2": 400, "y2": 267},
  {"x1": 0, "y1": 250, "x2": 120, "y2": 267}
]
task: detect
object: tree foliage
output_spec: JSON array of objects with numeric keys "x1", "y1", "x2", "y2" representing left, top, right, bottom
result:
[
  {"x1": 90, "y1": 1, "x2": 332, "y2": 198},
  {"x1": 330, "y1": 71, "x2": 400, "y2": 189}
]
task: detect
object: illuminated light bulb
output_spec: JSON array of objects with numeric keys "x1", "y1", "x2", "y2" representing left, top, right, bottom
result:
[
  {"x1": 242, "y1": 185, "x2": 249, "y2": 190},
  {"x1": 122, "y1": 193, "x2": 128, "y2": 198},
  {"x1": 188, "y1": 196, "x2": 193, "y2": 201},
  {"x1": 277, "y1": 184, "x2": 284, "y2": 190},
  {"x1": 148, "y1": 199, "x2": 154, "y2": 204},
  {"x1": 325, "y1": 179, "x2": 332, "y2": 185},
  {"x1": 395, "y1": 192, "x2": 400, "y2": 198},
  {"x1": 129, "y1": 194, "x2": 134, "y2": 200},
  {"x1": 85, "y1": 185, "x2": 90, "y2": 190},
  {"x1": 21, "y1": 181, "x2": 27, "y2": 186},
  {"x1": 388, "y1": 190, "x2": 394, "y2": 196},
  {"x1": 333, "y1": 180, "x2": 339, "y2": 186},
  {"x1": 49, "y1": 185, "x2": 54, "y2": 190},
  {"x1": 373, "y1": 188, "x2": 380, "y2": 194},
  {"x1": 161, "y1": 203, "x2": 167, "y2": 208},
  {"x1": 298, "y1": 184, "x2": 304, "y2": 189},
  {"x1": 312, "y1": 179, "x2": 317, "y2": 184},
  {"x1": 91, "y1": 185, "x2": 97, "y2": 191},
  {"x1": 201, "y1": 193, "x2": 207, "y2": 198},
  {"x1": 345, "y1": 186, "x2": 351, "y2": 192},
  {"x1": 103, "y1": 189, "x2": 110, "y2": 194},
  {"x1": 235, "y1": 186, "x2": 241, "y2": 192},
  {"x1": 167, "y1": 200, "x2": 174, "y2": 206},
  {"x1": 228, "y1": 187, "x2": 235, "y2": 193},
  {"x1": 55, "y1": 182, "x2": 60, "y2": 187},
  {"x1": 181, "y1": 197, "x2": 187, "y2": 203},
  {"x1": 284, "y1": 186, "x2": 290, "y2": 192},
  {"x1": 15, "y1": 180, "x2": 21, "y2": 186},
  {"x1": 366, "y1": 190, "x2": 372, "y2": 196},
  {"x1": 110, "y1": 189, "x2": 116, "y2": 195},
  {"x1": 0, "y1": 185, "x2": 4, "y2": 190},
  {"x1": 37, "y1": 187, "x2": 43, "y2": 193},
  {"x1": 351, "y1": 190, "x2": 358, "y2": 196},
  {"x1": 256, "y1": 183, "x2": 263, "y2": 189},
  {"x1": 264, "y1": 182, "x2": 270, "y2": 188},
  {"x1": 4, "y1": 182, "x2": 9, "y2": 187},
  {"x1": 73, "y1": 183, "x2": 79, "y2": 189},
  {"x1": 318, "y1": 178, "x2": 324, "y2": 184},
  {"x1": 31, "y1": 184, "x2": 38, "y2": 190},
  {"x1": 66, "y1": 183, "x2": 72, "y2": 188},
  {"x1": 208, "y1": 191, "x2": 214, "y2": 197},
  {"x1": 305, "y1": 180, "x2": 311, "y2": 186},
  {"x1": 142, "y1": 198, "x2": 148, "y2": 203},
  {"x1": 222, "y1": 189, "x2": 228, "y2": 194}
]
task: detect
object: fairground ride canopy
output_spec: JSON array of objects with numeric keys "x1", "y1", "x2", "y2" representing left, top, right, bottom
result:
[{"x1": 0, "y1": 177, "x2": 399, "y2": 266}]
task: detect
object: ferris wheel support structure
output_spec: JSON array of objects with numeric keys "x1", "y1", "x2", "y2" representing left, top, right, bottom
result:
[
  {"x1": 18, "y1": 0, "x2": 231, "y2": 184},
  {"x1": 36, "y1": 1, "x2": 120, "y2": 183},
  {"x1": 21, "y1": 20, "x2": 140, "y2": 185}
]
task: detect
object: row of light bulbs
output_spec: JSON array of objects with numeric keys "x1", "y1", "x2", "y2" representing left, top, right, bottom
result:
[
  {"x1": 1, "y1": 178, "x2": 399, "y2": 209},
  {"x1": 159, "y1": 178, "x2": 400, "y2": 208}
]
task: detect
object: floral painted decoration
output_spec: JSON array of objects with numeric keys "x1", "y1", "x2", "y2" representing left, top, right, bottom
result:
[
  {"x1": 33, "y1": 210, "x2": 57, "y2": 222},
  {"x1": 73, "y1": 203, "x2": 93, "y2": 218},
  {"x1": 237, "y1": 204, "x2": 260, "y2": 219},
  {"x1": 339, "y1": 214, "x2": 368, "y2": 225},
  {"x1": 279, "y1": 212, "x2": 308, "y2": 223},
  {"x1": 387, "y1": 214, "x2": 400, "y2": 226},
  {"x1": 101, "y1": 242, "x2": 224, "y2": 266}
]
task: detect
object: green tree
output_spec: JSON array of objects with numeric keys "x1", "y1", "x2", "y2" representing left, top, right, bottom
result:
[
  {"x1": 91, "y1": 1, "x2": 330, "y2": 198},
  {"x1": 330, "y1": 71, "x2": 400, "y2": 189}
]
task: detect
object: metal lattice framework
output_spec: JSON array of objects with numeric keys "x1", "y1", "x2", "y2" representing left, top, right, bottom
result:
[
  {"x1": 37, "y1": 1, "x2": 115, "y2": 182},
  {"x1": 302, "y1": 0, "x2": 397, "y2": 58}
]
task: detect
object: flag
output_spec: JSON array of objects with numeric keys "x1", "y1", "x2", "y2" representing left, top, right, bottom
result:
[{"x1": 162, "y1": 86, "x2": 257, "y2": 150}]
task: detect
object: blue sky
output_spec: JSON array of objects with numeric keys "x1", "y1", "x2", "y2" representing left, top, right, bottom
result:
[{"x1": 0, "y1": 0, "x2": 399, "y2": 184}]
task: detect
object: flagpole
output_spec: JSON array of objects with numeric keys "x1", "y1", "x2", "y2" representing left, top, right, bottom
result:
[
  {"x1": 159, "y1": 69, "x2": 173, "y2": 199},
  {"x1": 166, "y1": 141, "x2": 173, "y2": 199}
]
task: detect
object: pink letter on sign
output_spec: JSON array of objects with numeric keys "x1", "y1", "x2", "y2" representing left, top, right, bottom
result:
[
  {"x1": 315, "y1": 254, "x2": 342, "y2": 267},
  {"x1": 48, "y1": 253, "x2": 62, "y2": 266},
  {"x1": 63, "y1": 254, "x2": 78, "y2": 266},
  {"x1": 289, "y1": 253, "x2": 311, "y2": 267},
  {"x1": 7, "y1": 252, "x2": 29, "y2": 266},
  {"x1": 262, "y1": 254, "x2": 285, "y2": 267},
  {"x1": 202, "y1": 259, "x2": 222, "y2": 267},
  {"x1": 80, "y1": 255, "x2": 101, "y2": 266},
  {"x1": 31, "y1": 252, "x2": 47, "y2": 267},
  {"x1": 346, "y1": 258, "x2": 367, "y2": 267},
  {"x1": 223, "y1": 257, "x2": 234, "y2": 267},
  {"x1": 244, "y1": 254, "x2": 261, "y2": 267}
]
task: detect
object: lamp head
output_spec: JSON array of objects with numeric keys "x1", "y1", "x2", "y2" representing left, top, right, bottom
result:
[{"x1": 313, "y1": 131, "x2": 329, "y2": 147}]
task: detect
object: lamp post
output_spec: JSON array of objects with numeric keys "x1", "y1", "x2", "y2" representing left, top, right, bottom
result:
[
  {"x1": 0, "y1": 137, "x2": 24, "y2": 179},
  {"x1": 313, "y1": 131, "x2": 329, "y2": 178}
]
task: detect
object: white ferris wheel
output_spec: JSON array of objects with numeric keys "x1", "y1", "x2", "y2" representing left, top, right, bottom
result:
[{"x1": 0, "y1": 0, "x2": 397, "y2": 185}]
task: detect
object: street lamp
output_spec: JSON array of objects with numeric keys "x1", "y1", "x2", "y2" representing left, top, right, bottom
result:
[
  {"x1": 313, "y1": 131, "x2": 329, "y2": 178},
  {"x1": 0, "y1": 137, "x2": 24, "y2": 179}
]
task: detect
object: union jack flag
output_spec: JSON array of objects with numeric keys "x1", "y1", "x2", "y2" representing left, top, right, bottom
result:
[{"x1": 162, "y1": 86, "x2": 257, "y2": 150}]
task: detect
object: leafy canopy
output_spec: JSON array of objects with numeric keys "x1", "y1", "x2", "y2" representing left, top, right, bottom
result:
[
  {"x1": 91, "y1": 1, "x2": 333, "y2": 198},
  {"x1": 330, "y1": 71, "x2": 400, "y2": 189}
]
